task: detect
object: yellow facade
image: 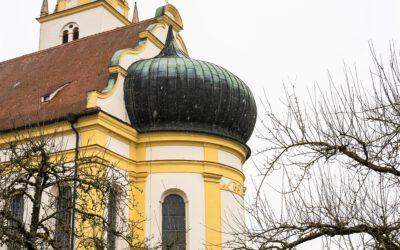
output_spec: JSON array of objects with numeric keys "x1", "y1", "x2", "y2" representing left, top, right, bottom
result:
[
  {"x1": 37, "y1": 0, "x2": 131, "y2": 25},
  {"x1": 3, "y1": 2, "x2": 252, "y2": 248},
  {"x1": 0, "y1": 112, "x2": 247, "y2": 248},
  {"x1": 56, "y1": 0, "x2": 130, "y2": 19}
]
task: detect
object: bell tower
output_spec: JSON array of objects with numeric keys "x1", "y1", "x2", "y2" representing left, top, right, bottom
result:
[
  {"x1": 54, "y1": 0, "x2": 130, "y2": 17},
  {"x1": 37, "y1": 0, "x2": 133, "y2": 50}
]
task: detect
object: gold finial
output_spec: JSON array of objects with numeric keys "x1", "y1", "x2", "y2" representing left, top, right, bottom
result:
[{"x1": 40, "y1": 0, "x2": 49, "y2": 17}]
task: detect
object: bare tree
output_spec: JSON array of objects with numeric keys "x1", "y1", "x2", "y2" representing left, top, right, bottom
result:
[
  {"x1": 0, "y1": 129, "x2": 146, "y2": 250},
  {"x1": 233, "y1": 45, "x2": 400, "y2": 249}
]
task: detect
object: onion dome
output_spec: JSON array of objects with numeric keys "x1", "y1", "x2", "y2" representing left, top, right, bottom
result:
[{"x1": 124, "y1": 27, "x2": 257, "y2": 144}]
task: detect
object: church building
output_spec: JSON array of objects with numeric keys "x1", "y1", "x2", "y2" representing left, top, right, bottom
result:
[{"x1": 0, "y1": 0, "x2": 257, "y2": 249}]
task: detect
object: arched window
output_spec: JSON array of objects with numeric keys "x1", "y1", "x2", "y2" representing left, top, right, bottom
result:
[
  {"x1": 7, "y1": 193, "x2": 24, "y2": 250},
  {"x1": 61, "y1": 23, "x2": 78, "y2": 44},
  {"x1": 107, "y1": 187, "x2": 118, "y2": 250},
  {"x1": 162, "y1": 194, "x2": 186, "y2": 250},
  {"x1": 9, "y1": 193, "x2": 24, "y2": 224},
  {"x1": 55, "y1": 186, "x2": 72, "y2": 249},
  {"x1": 62, "y1": 30, "x2": 69, "y2": 44},
  {"x1": 73, "y1": 27, "x2": 79, "y2": 41}
]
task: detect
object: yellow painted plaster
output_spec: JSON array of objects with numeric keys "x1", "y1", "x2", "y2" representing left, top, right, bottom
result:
[
  {"x1": 56, "y1": 0, "x2": 130, "y2": 18},
  {"x1": 109, "y1": 65, "x2": 127, "y2": 77},
  {"x1": 164, "y1": 4, "x2": 183, "y2": 28},
  {"x1": 4, "y1": 3, "x2": 247, "y2": 247},
  {"x1": 204, "y1": 173, "x2": 222, "y2": 249},
  {"x1": 86, "y1": 8, "x2": 190, "y2": 108},
  {"x1": 139, "y1": 30, "x2": 164, "y2": 50},
  {"x1": 87, "y1": 38, "x2": 148, "y2": 108},
  {"x1": 38, "y1": 0, "x2": 130, "y2": 25},
  {"x1": 129, "y1": 172, "x2": 148, "y2": 243},
  {"x1": 157, "y1": 15, "x2": 182, "y2": 33},
  {"x1": 1, "y1": 110, "x2": 248, "y2": 246},
  {"x1": 138, "y1": 132, "x2": 248, "y2": 162}
]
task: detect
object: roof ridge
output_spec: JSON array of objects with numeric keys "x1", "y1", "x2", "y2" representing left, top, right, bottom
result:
[{"x1": 0, "y1": 17, "x2": 156, "y2": 66}]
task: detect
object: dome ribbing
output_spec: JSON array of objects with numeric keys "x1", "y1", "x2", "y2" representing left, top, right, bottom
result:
[{"x1": 124, "y1": 27, "x2": 257, "y2": 144}]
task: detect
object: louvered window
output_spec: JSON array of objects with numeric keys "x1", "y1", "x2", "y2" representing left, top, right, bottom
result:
[
  {"x1": 162, "y1": 194, "x2": 186, "y2": 250},
  {"x1": 62, "y1": 30, "x2": 69, "y2": 44},
  {"x1": 73, "y1": 27, "x2": 79, "y2": 40},
  {"x1": 55, "y1": 186, "x2": 72, "y2": 250}
]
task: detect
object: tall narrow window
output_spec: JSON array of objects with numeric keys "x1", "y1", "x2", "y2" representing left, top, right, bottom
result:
[
  {"x1": 55, "y1": 186, "x2": 72, "y2": 250},
  {"x1": 7, "y1": 193, "x2": 24, "y2": 250},
  {"x1": 73, "y1": 27, "x2": 79, "y2": 41},
  {"x1": 62, "y1": 30, "x2": 69, "y2": 44},
  {"x1": 107, "y1": 188, "x2": 118, "y2": 250},
  {"x1": 162, "y1": 194, "x2": 186, "y2": 250}
]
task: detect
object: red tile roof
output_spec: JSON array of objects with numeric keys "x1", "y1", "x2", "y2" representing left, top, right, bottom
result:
[{"x1": 0, "y1": 18, "x2": 155, "y2": 132}]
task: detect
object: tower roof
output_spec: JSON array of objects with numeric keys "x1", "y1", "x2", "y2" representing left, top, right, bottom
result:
[
  {"x1": 40, "y1": 0, "x2": 49, "y2": 17},
  {"x1": 124, "y1": 27, "x2": 257, "y2": 144},
  {"x1": 0, "y1": 18, "x2": 156, "y2": 132},
  {"x1": 132, "y1": 2, "x2": 139, "y2": 23},
  {"x1": 156, "y1": 26, "x2": 187, "y2": 58}
]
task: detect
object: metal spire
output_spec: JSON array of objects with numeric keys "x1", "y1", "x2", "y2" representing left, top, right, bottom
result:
[
  {"x1": 156, "y1": 26, "x2": 187, "y2": 58},
  {"x1": 132, "y1": 2, "x2": 139, "y2": 23},
  {"x1": 40, "y1": 0, "x2": 49, "y2": 17}
]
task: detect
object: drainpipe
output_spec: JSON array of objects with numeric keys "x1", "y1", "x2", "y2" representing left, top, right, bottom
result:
[{"x1": 67, "y1": 113, "x2": 79, "y2": 250}]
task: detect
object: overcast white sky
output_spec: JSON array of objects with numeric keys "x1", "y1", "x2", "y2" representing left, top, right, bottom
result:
[
  {"x1": 1, "y1": 0, "x2": 400, "y2": 248},
  {"x1": 1, "y1": 0, "x2": 400, "y2": 125}
]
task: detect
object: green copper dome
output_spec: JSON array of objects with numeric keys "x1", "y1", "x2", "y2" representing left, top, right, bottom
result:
[{"x1": 124, "y1": 27, "x2": 257, "y2": 144}]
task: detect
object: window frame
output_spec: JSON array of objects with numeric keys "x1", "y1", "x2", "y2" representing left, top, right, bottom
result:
[
  {"x1": 7, "y1": 192, "x2": 25, "y2": 250},
  {"x1": 62, "y1": 30, "x2": 69, "y2": 44},
  {"x1": 72, "y1": 27, "x2": 79, "y2": 41},
  {"x1": 60, "y1": 22, "x2": 78, "y2": 44},
  {"x1": 161, "y1": 192, "x2": 187, "y2": 250},
  {"x1": 54, "y1": 185, "x2": 73, "y2": 250}
]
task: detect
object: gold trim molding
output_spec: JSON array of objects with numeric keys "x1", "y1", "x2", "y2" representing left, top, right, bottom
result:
[{"x1": 37, "y1": 0, "x2": 130, "y2": 25}]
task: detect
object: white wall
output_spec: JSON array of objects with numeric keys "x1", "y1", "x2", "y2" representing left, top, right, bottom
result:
[
  {"x1": 106, "y1": 135, "x2": 130, "y2": 158},
  {"x1": 0, "y1": 149, "x2": 10, "y2": 162},
  {"x1": 146, "y1": 145, "x2": 204, "y2": 161},
  {"x1": 218, "y1": 149, "x2": 242, "y2": 171},
  {"x1": 0, "y1": 134, "x2": 77, "y2": 249},
  {"x1": 145, "y1": 173, "x2": 206, "y2": 249},
  {"x1": 96, "y1": 74, "x2": 131, "y2": 123},
  {"x1": 39, "y1": 5, "x2": 125, "y2": 50},
  {"x1": 50, "y1": 133, "x2": 78, "y2": 151},
  {"x1": 98, "y1": 42, "x2": 161, "y2": 123},
  {"x1": 221, "y1": 191, "x2": 245, "y2": 249},
  {"x1": 0, "y1": 134, "x2": 77, "y2": 163}
]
